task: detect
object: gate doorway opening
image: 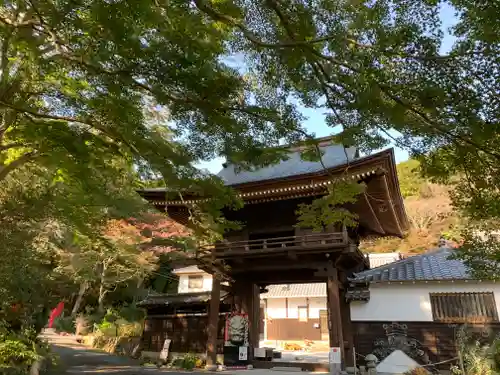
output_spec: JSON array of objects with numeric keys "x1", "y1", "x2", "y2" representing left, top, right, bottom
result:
[{"x1": 258, "y1": 283, "x2": 331, "y2": 369}]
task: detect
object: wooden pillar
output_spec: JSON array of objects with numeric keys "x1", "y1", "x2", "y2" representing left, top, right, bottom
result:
[
  {"x1": 239, "y1": 281, "x2": 259, "y2": 360},
  {"x1": 341, "y1": 289, "x2": 354, "y2": 367},
  {"x1": 207, "y1": 276, "x2": 221, "y2": 367},
  {"x1": 232, "y1": 279, "x2": 245, "y2": 314},
  {"x1": 327, "y1": 269, "x2": 344, "y2": 367},
  {"x1": 230, "y1": 281, "x2": 262, "y2": 361},
  {"x1": 249, "y1": 284, "x2": 261, "y2": 350}
]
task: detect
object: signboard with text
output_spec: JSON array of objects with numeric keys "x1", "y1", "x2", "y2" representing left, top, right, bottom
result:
[
  {"x1": 329, "y1": 347, "x2": 341, "y2": 364},
  {"x1": 238, "y1": 346, "x2": 248, "y2": 361},
  {"x1": 159, "y1": 339, "x2": 172, "y2": 361}
]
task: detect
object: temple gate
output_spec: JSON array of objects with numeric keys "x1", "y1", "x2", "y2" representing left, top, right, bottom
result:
[{"x1": 139, "y1": 138, "x2": 408, "y2": 369}]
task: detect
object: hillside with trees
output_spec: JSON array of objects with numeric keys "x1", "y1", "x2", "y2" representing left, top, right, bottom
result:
[{"x1": 361, "y1": 159, "x2": 461, "y2": 254}]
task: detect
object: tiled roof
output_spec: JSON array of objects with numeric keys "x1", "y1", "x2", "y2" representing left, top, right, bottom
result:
[
  {"x1": 138, "y1": 291, "x2": 228, "y2": 306},
  {"x1": 366, "y1": 252, "x2": 402, "y2": 268},
  {"x1": 352, "y1": 248, "x2": 470, "y2": 283},
  {"x1": 216, "y1": 143, "x2": 358, "y2": 186},
  {"x1": 172, "y1": 266, "x2": 206, "y2": 275},
  {"x1": 345, "y1": 289, "x2": 370, "y2": 302},
  {"x1": 262, "y1": 283, "x2": 327, "y2": 298},
  {"x1": 261, "y1": 252, "x2": 401, "y2": 298}
]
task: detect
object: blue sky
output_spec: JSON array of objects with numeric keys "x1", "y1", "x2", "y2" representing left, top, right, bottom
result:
[{"x1": 198, "y1": 3, "x2": 458, "y2": 175}]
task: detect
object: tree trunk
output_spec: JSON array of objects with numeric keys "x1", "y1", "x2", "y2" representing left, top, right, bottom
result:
[
  {"x1": 98, "y1": 264, "x2": 107, "y2": 313},
  {"x1": 71, "y1": 281, "x2": 88, "y2": 317},
  {"x1": 98, "y1": 284, "x2": 107, "y2": 314},
  {"x1": 134, "y1": 278, "x2": 144, "y2": 303}
]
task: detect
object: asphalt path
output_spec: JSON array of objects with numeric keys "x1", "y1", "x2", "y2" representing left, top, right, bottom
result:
[{"x1": 41, "y1": 330, "x2": 205, "y2": 375}]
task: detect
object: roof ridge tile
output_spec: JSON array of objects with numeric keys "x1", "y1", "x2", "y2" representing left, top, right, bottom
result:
[{"x1": 351, "y1": 247, "x2": 470, "y2": 283}]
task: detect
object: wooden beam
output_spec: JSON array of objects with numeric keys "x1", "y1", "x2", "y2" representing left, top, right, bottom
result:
[
  {"x1": 209, "y1": 244, "x2": 348, "y2": 259},
  {"x1": 229, "y1": 261, "x2": 328, "y2": 273},
  {"x1": 340, "y1": 288, "x2": 354, "y2": 367},
  {"x1": 264, "y1": 298, "x2": 268, "y2": 341},
  {"x1": 361, "y1": 192, "x2": 385, "y2": 234},
  {"x1": 206, "y1": 276, "x2": 221, "y2": 367},
  {"x1": 327, "y1": 269, "x2": 344, "y2": 367},
  {"x1": 380, "y1": 175, "x2": 404, "y2": 236},
  {"x1": 251, "y1": 273, "x2": 332, "y2": 285},
  {"x1": 250, "y1": 284, "x2": 261, "y2": 350},
  {"x1": 365, "y1": 175, "x2": 404, "y2": 237}
]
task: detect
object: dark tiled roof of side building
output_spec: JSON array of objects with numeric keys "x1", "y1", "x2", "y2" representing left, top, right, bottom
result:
[
  {"x1": 138, "y1": 291, "x2": 229, "y2": 306},
  {"x1": 351, "y1": 248, "x2": 470, "y2": 283},
  {"x1": 216, "y1": 143, "x2": 358, "y2": 186}
]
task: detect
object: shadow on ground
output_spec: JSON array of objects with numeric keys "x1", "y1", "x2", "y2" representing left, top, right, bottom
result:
[{"x1": 41, "y1": 331, "x2": 200, "y2": 375}]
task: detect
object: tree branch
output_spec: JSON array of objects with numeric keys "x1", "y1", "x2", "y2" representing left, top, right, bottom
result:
[
  {"x1": 194, "y1": 0, "x2": 477, "y2": 61},
  {"x1": 0, "y1": 100, "x2": 89, "y2": 124},
  {"x1": 0, "y1": 142, "x2": 25, "y2": 151},
  {"x1": 195, "y1": 0, "x2": 498, "y2": 162},
  {"x1": 1, "y1": 100, "x2": 131, "y2": 151},
  {"x1": 0, "y1": 151, "x2": 38, "y2": 181},
  {"x1": 0, "y1": 33, "x2": 10, "y2": 86},
  {"x1": 0, "y1": 14, "x2": 38, "y2": 27}
]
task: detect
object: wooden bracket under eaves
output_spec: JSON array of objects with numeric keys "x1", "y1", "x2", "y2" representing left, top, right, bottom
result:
[{"x1": 195, "y1": 252, "x2": 234, "y2": 283}]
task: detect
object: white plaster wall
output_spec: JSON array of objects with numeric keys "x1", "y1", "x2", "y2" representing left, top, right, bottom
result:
[
  {"x1": 308, "y1": 297, "x2": 327, "y2": 319},
  {"x1": 266, "y1": 298, "x2": 288, "y2": 319},
  {"x1": 287, "y1": 298, "x2": 306, "y2": 319},
  {"x1": 265, "y1": 297, "x2": 327, "y2": 319},
  {"x1": 177, "y1": 273, "x2": 213, "y2": 293},
  {"x1": 350, "y1": 281, "x2": 500, "y2": 322}
]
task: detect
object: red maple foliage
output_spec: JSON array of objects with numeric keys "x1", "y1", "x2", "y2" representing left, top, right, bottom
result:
[{"x1": 103, "y1": 213, "x2": 191, "y2": 254}]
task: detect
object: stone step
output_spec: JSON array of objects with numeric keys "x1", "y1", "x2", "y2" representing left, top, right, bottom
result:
[{"x1": 270, "y1": 366, "x2": 303, "y2": 372}]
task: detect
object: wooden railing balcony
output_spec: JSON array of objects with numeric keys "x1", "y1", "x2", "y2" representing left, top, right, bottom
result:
[{"x1": 199, "y1": 231, "x2": 349, "y2": 257}]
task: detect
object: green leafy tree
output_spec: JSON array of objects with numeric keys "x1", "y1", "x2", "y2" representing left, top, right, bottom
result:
[
  {"x1": 0, "y1": 0, "x2": 497, "y2": 292},
  {"x1": 296, "y1": 181, "x2": 366, "y2": 230},
  {"x1": 452, "y1": 228, "x2": 500, "y2": 281},
  {"x1": 0, "y1": 0, "x2": 307, "y2": 328},
  {"x1": 57, "y1": 220, "x2": 159, "y2": 314},
  {"x1": 396, "y1": 160, "x2": 426, "y2": 199},
  {"x1": 0, "y1": 0, "x2": 304, "y2": 189},
  {"x1": 0, "y1": 3, "x2": 311, "y2": 294},
  {"x1": 56, "y1": 216, "x2": 191, "y2": 314},
  {"x1": 192, "y1": 0, "x2": 498, "y2": 259},
  {"x1": 0, "y1": 157, "x2": 150, "y2": 325}
]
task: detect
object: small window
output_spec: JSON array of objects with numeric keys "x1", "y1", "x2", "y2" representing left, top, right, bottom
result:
[
  {"x1": 430, "y1": 292, "x2": 499, "y2": 323},
  {"x1": 188, "y1": 275, "x2": 204, "y2": 290},
  {"x1": 298, "y1": 306, "x2": 308, "y2": 322}
]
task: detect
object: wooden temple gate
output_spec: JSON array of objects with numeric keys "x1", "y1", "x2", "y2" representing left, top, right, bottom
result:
[{"x1": 139, "y1": 139, "x2": 408, "y2": 369}]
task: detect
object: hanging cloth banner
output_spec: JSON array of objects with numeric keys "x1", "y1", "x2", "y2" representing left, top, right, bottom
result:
[{"x1": 48, "y1": 302, "x2": 65, "y2": 328}]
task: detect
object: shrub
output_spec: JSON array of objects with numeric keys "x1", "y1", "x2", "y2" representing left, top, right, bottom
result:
[
  {"x1": 95, "y1": 320, "x2": 118, "y2": 337},
  {"x1": 404, "y1": 367, "x2": 429, "y2": 375},
  {"x1": 195, "y1": 357, "x2": 206, "y2": 368},
  {"x1": 102, "y1": 309, "x2": 119, "y2": 324},
  {"x1": 53, "y1": 316, "x2": 75, "y2": 334},
  {"x1": 115, "y1": 319, "x2": 143, "y2": 337},
  {"x1": 171, "y1": 357, "x2": 183, "y2": 368},
  {"x1": 0, "y1": 326, "x2": 53, "y2": 375},
  {"x1": 181, "y1": 353, "x2": 199, "y2": 370},
  {"x1": 75, "y1": 315, "x2": 92, "y2": 336},
  {"x1": 450, "y1": 325, "x2": 496, "y2": 375},
  {"x1": 118, "y1": 305, "x2": 146, "y2": 322},
  {"x1": 0, "y1": 339, "x2": 40, "y2": 368}
]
